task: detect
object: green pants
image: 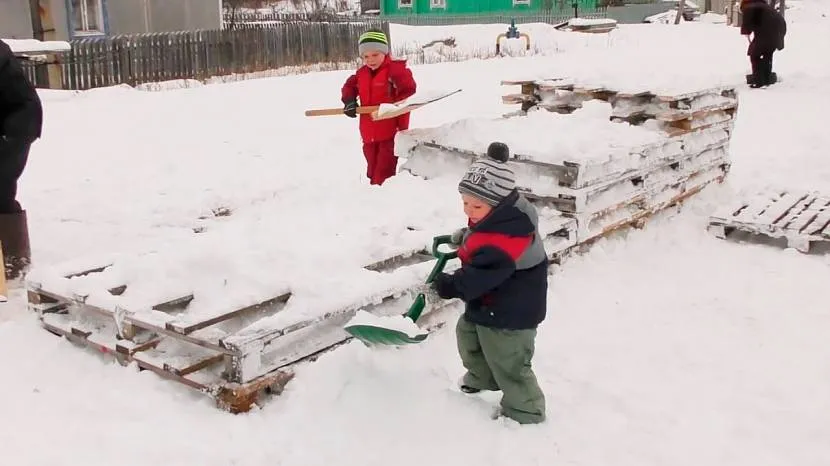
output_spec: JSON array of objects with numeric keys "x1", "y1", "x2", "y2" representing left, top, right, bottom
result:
[{"x1": 456, "y1": 317, "x2": 546, "y2": 424}]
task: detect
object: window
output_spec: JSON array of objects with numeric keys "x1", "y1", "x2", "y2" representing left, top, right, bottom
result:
[
  {"x1": 430, "y1": 0, "x2": 446, "y2": 8},
  {"x1": 398, "y1": 0, "x2": 413, "y2": 7},
  {"x1": 71, "y1": 0, "x2": 105, "y2": 35}
]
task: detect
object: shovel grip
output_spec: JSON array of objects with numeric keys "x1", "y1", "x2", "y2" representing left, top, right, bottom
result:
[{"x1": 426, "y1": 235, "x2": 458, "y2": 284}]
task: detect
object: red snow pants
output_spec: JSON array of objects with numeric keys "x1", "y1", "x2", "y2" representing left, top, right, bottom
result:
[{"x1": 362, "y1": 139, "x2": 397, "y2": 186}]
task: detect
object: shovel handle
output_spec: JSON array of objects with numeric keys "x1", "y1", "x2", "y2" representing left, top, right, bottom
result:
[{"x1": 425, "y1": 235, "x2": 458, "y2": 284}]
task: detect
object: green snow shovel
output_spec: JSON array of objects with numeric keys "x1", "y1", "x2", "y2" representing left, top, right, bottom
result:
[{"x1": 344, "y1": 234, "x2": 458, "y2": 346}]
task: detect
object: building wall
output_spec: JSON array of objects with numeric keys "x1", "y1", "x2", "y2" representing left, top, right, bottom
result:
[
  {"x1": 0, "y1": 0, "x2": 35, "y2": 38},
  {"x1": 606, "y1": 3, "x2": 673, "y2": 23},
  {"x1": 0, "y1": 0, "x2": 71, "y2": 40},
  {"x1": 107, "y1": 0, "x2": 222, "y2": 34}
]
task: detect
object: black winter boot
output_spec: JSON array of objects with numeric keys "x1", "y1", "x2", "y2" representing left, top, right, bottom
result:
[{"x1": 0, "y1": 210, "x2": 31, "y2": 280}]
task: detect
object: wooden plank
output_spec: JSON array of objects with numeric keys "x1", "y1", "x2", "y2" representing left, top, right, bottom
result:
[
  {"x1": 754, "y1": 192, "x2": 809, "y2": 227},
  {"x1": 152, "y1": 294, "x2": 194, "y2": 312},
  {"x1": 131, "y1": 352, "x2": 208, "y2": 391},
  {"x1": 806, "y1": 205, "x2": 830, "y2": 236},
  {"x1": 165, "y1": 292, "x2": 292, "y2": 335},
  {"x1": 501, "y1": 93, "x2": 537, "y2": 104},
  {"x1": 732, "y1": 191, "x2": 786, "y2": 224},
  {"x1": 657, "y1": 86, "x2": 734, "y2": 102},
  {"x1": 364, "y1": 249, "x2": 433, "y2": 272},
  {"x1": 116, "y1": 337, "x2": 162, "y2": 356},
  {"x1": 164, "y1": 353, "x2": 224, "y2": 377},
  {"x1": 613, "y1": 90, "x2": 654, "y2": 99},
  {"x1": 780, "y1": 195, "x2": 824, "y2": 231},
  {"x1": 125, "y1": 313, "x2": 236, "y2": 355},
  {"x1": 536, "y1": 82, "x2": 575, "y2": 92},
  {"x1": 656, "y1": 101, "x2": 738, "y2": 122},
  {"x1": 64, "y1": 264, "x2": 112, "y2": 279}
]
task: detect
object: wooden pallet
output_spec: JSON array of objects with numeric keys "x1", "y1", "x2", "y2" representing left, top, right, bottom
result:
[
  {"x1": 708, "y1": 190, "x2": 830, "y2": 253},
  {"x1": 500, "y1": 79, "x2": 738, "y2": 135},
  {"x1": 27, "y1": 246, "x2": 456, "y2": 412}
]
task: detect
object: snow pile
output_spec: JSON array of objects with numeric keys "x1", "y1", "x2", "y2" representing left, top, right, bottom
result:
[
  {"x1": 345, "y1": 309, "x2": 425, "y2": 338},
  {"x1": 569, "y1": 18, "x2": 618, "y2": 27},
  {"x1": 398, "y1": 100, "x2": 664, "y2": 166}
]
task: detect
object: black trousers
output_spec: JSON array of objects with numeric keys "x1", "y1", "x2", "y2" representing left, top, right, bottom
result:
[
  {"x1": 0, "y1": 140, "x2": 31, "y2": 214},
  {"x1": 750, "y1": 51, "x2": 775, "y2": 86}
]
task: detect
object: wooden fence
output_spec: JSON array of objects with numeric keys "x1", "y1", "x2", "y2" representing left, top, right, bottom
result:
[
  {"x1": 225, "y1": 9, "x2": 608, "y2": 27},
  {"x1": 21, "y1": 21, "x2": 388, "y2": 91}
]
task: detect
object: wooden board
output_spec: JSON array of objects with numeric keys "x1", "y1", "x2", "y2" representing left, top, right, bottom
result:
[{"x1": 708, "y1": 190, "x2": 830, "y2": 252}]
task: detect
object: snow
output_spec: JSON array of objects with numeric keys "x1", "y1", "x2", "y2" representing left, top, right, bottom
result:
[
  {"x1": 2, "y1": 1, "x2": 830, "y2": 464},
  {"x1": 2, "y1": 38, "x2": 71, "y2": 53},
  {"x1": 397, "y1": 100, "x2": 664, "y2": 166},
  {"x1": 569, "y1": 17, "x2": 618, "y2": 26},
  {"x1": 376, "y1": 88, "x2": 461, "y2": 117},
  {"x1": 345, "y1": 309, "x2": 426, "y2": 338}
]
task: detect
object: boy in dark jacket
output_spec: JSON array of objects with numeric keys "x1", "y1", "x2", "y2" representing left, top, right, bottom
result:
[
  {"x1": 341, "y1": 29, "x2": 416, "y2": 186},
  {"x1": 432, "y1": 142, "x2": 548, "y2": 425},
  {"x1": 740, "y1": 0, "x2": 786, "y2": 87},
  {"x1": 0, "y1": 39, "x2": 41, "y2": 278}
]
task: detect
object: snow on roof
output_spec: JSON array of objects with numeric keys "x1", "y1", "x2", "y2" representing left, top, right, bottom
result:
[{"x1": 2, "y1": 38, "x2": 71, "y2": 54}]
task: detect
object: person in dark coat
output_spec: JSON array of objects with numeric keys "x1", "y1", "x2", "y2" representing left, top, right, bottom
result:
[
  {"x1": 432, "y1": 142, "x2": 548, "y2": 425},
  {"x1": 0, "y1": 39, "x2": 42, "y2": 278},
  {"x1": 741, "y1": 0, "x2": 787, "y2": 87}
]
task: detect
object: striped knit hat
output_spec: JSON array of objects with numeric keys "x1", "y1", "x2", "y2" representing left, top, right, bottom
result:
[
  {"x1": 358, "y1": 30, "x2": 389, "y2": 56},
  {"x1": 458, "y1": 142, "x2": 516, "y2": 206}
]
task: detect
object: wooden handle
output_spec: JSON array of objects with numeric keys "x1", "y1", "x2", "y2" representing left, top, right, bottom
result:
[{"x1": 304, "y1": 105, "x2": 380, "y2": 117}]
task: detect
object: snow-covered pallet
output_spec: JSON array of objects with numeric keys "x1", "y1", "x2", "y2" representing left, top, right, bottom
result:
[
  {"x1": 500, "y1": 78, "x2": 738, "y2": 137},
  {"x1": 399, "y1": 83, "x2": 734, "y2": 246},
  {"x1": 25, "y1": 217, "x2": 576, "y2": 412},
  {"x1": 26, "y1": 248, "x2": 459, "y2": 412},
  {"x1": 707, "y1": 190, "x2": 830, "y2": 253}
]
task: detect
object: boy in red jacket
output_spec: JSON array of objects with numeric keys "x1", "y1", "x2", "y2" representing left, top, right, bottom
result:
[{"x1": 341, "y1": 29, "x2": 416, "y2": 186}]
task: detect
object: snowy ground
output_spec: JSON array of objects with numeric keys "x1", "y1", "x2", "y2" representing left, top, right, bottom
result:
[{"x1": 2, "y1": 2, "x2": 830, "y2": 465}]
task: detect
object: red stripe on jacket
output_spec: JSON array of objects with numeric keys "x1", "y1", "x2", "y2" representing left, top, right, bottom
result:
[{"x1": 458, "y1": 232, "x2": 532, "y2": 265}]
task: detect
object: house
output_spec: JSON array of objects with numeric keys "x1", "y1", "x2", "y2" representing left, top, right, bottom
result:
[
  {"x1": 0, "y1": 0, "x2": 223, "y2": 41},
  {"x1": 380, "y1": 0, "x2": 598, "y2": 16}
]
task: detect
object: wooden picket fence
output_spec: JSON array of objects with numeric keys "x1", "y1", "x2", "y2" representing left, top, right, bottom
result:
[{"x1": 22, "y1": 22, "x2": 388, "y2": 90}]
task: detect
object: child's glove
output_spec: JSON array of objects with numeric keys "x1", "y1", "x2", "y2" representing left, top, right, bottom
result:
[
  {"x1": 449, "y1": 227, "x2": 467, "y2": 249},
  {"x1": 343, "y1": 100, "x2": 357, "y2": 118},
  {"x1": 431, "y1": 273, "x2": 458, "y2": 300}
]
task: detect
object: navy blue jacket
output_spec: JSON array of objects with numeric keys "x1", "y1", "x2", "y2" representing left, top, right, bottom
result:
[{"x1": 434, "y1": 191, "x2": 548, "y2": 330}]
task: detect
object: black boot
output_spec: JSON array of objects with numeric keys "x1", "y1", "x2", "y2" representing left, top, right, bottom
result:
[{"x1": 0, "y1": 210, "x2": 31, "y2": 280}]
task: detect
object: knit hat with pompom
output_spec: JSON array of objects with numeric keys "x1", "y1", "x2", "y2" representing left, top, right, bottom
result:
[{"x1": 458, "y1": 142, "x2": 516, "y2": 206}]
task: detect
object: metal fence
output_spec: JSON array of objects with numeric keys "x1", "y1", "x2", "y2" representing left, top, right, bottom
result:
[{"x1": 20, "y1": 21, "x2": 388, "y2": 90}]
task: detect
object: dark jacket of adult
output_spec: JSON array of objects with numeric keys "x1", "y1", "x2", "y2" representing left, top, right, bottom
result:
[
  {"x1": 741, "y1": 0, "x2": 787, "y2": 56},
  {"x1": 0, "y1": 40, "x2": 43, "y2": 148}
]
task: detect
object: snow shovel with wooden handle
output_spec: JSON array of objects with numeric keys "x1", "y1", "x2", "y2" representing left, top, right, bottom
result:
[{"x1": 343, "y1": 235, "x2": 458, "y2": 346}]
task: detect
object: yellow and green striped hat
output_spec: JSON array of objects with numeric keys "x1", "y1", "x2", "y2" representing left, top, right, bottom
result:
[{"x1": 358, "y1": 30, "x2": 389, "y2": 56}]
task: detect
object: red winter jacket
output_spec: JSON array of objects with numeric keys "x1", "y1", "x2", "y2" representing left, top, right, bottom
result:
[{"x1": 341, "y1": 56, "x2": 416, "y2": 143}]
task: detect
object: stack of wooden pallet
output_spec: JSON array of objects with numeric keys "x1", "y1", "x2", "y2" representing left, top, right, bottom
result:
[
  {"x1": 400, "y1": 80, "x2": 737, "y2": 247},
  {"x1": 501, "y1": 77, "x2": 738, "y2": 137}
]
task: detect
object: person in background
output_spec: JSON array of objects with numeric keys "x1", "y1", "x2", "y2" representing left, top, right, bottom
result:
[
  {"x1": 0, "y1": 39, "x2": 42, "y2": 279},
  {"x1": 740, "y1": 0, "x2": 787, "y2": 88},
  {"x1": 341, "y1": 29, "x2": 416, "y2": 186}
]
